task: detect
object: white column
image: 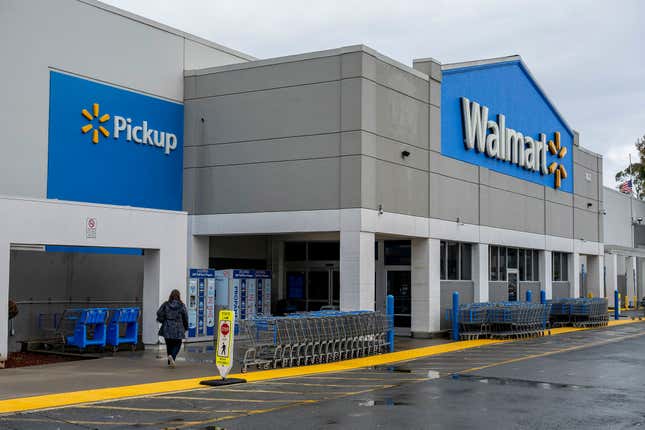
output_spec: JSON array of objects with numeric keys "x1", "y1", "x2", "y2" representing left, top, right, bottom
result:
[
  {"x1": 569, "y1": 253, "x2": 580, "y2": 298},
  {"x1": 187, "y1": 234, "x2": 209, "y2": 270},
  {"x1": 473, "y1": 244, "x2": 489, "y2": 302},
  {"x1": 626, "y1": 256, "x2": 637, "y2": 304},
  {"x1": 411, "y1": 238, "x2": 440, "y2": 335},
  {"x1": 142, "y1": 249, "x2": 161, "y2": 345},
  {"x1": 605, "y1": 253, "x2": 618, "y2": 307},
  {"x1": 0, "y1": 240, "x2": 9, "y2": 365},
  {"x1": 587, "y1": 254, "x2": 604, "y2": 298},
  {"x1": 340, "y1": 230, "x2": 375, "y2": 311},
  {"x1": 539, "y1": 250, "x2": 553, "y2": 299}
]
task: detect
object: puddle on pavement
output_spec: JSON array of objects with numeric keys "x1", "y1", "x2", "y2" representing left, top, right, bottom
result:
[
  {"x1": 358, "y1": 398, "x2": 411, "y2": 407},
  {"x1": 451, "y1": 374, "x2": 583, "y2": 390},
  {"x1": 371, "y1": 365, "x2": 412, "y2": 373}
]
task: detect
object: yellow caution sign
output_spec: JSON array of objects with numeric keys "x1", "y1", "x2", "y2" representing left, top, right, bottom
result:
[{"x1": 215, "y1": 310, "x2": 235, "y2": 378}]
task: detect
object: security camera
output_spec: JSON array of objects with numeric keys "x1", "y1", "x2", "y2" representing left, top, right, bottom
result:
[{"x1": 638, "y1": 217, "x2": 643, "y2": 224}]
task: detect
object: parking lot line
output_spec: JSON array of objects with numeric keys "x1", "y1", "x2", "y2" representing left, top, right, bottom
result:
[
  {"x1": 74, "y1": 404, "x2": 249, "y2": 414},
  {"x1": 459, "y1": 330, "x2": 645, "y2": 374},
  {"x1": 158, "y1": 395, "x2": 317, "y2": 403}
]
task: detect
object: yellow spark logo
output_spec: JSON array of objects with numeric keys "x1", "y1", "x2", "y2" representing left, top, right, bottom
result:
[
  {"x1": 80, "y1": 103, "x2": 110, "y2": 144},
  {"x1": 547, "y1": 131, "x2": 567, "y2": 189}
]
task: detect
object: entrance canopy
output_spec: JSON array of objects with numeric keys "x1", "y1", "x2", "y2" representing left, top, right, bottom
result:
[{"x1": 0, "y1": 196, "x2": 187, "y2": 364}]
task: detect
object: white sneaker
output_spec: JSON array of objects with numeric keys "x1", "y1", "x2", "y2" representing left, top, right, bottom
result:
[{"x1": 168, "y1": 355, "x2": 175, "y2": 368}]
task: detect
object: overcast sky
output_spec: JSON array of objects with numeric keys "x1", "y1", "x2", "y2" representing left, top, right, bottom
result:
[{"x1": 104, "y1": 0, "x2": 644, "y2": 188}]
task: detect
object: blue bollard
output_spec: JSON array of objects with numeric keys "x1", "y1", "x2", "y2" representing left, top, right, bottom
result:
[
  {"x1": 452, "y1": 292, "x2": 460, "y2": 341},
  {"x1": 386, "y1": 294, "x2": 395, "y2": 352},
  {"x1": 540, "y1": 290, "x2": 546, "y2": 304},
  {"x1": 614, "y1": 289, "x2": 620, "y2": 320},
  {"x1": 526, "y1": 290, "x2": 533, "y2": 303}
]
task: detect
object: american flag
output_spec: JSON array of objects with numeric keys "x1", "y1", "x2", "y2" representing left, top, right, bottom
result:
[{"x1": 620, "y1": 179, "x2": 633, "y2": 194}]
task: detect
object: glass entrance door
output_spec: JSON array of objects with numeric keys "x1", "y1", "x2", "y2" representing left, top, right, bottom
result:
[
  {"x1": 285, "y1": 267, "x2": 338, "y2": 312},
  {"x1": 386, "y1": 270, "x2": 411, "y2": 328},
  {"x1": 507, "y1": 269, "x2": 518, "y2": 301}
]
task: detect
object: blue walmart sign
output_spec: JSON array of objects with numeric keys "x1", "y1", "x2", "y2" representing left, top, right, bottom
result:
[
  {"x1": 441, "y1": 60, "x2": 573, "y2": 193},
  {"x1": 47, "y1": 71, "x2": 184, "y2": 210}
]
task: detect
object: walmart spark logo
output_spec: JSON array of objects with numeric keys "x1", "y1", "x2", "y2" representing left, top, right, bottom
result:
[
  {"x1": 80, "y1": 103, "x2": 110, "y2": 144},
  {"x1": 547, "y1": 131, "x2": 567, "y2": 189}
]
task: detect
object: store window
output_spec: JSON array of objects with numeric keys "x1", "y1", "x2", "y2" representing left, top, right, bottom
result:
[
  {"x1": 440, "y1": 241, "x2": 472, "y2": 281},
  {"x1": 552, "y1": 252, "x2": 569, "y2": 281},
  {"x1": 384, "y1": 240, "x2": 411, "y2": 266},
  {"x1": 490, "y1": 246, "x2": 540, "y2": 281}
]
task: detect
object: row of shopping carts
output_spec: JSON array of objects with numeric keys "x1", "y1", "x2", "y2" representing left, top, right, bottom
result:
[
  {"x1": 452, "y1": 302, "x2": 552, "y2": 340},
  {"x1": 237, "y1": 311, "x2": 390, "y2": 373},
  {"x1": 549, "y1": 298, "x2": 609, "y2": 328}
]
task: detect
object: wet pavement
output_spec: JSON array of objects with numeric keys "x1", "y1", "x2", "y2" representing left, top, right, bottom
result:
[{"x1": 2, "y1": 322, "x2": 645, "y2": 429}]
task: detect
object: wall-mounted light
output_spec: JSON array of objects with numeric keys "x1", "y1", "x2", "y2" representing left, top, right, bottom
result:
[
  {"x1": 638, "y1": 217, "x2": 643, "y2": 224},
  {"x1": 378, "y1": 204, "x2": 384, "y2": 215},
  {"x1": 456, "y1": 216, "x2": 465, "y2": 226},
  {"x1": 586, "y1": 202, "x2": 593, "y2": 209},
  {"x1": 600, "y1": 208, "x2": 607, "y2": 215},
  {"x1": 401, "y1": 150, "x2": 410, "y2": 159}
]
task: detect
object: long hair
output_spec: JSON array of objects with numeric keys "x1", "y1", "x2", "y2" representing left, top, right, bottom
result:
[{"x1": 169, "y1": 289, "x2": 182, "y2": 303}]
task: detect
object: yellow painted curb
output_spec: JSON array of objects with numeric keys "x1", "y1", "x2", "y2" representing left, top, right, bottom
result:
[{"x1": 1, "y1": 318, "x2": 643, "y2": 414}]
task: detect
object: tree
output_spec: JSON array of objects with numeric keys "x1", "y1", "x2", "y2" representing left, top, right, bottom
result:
[{"x1": 615, "y1": 135, "x2": 645, "y2": 199}]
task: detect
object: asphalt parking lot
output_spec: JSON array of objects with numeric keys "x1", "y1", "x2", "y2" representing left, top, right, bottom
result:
[{"x1": 2, "y1": 322, "x2": 645, "y2": 430}]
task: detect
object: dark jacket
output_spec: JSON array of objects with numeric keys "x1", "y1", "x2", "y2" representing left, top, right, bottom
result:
[{"x1": 156, "y1": 300, "x2": 188, "y2": 339}]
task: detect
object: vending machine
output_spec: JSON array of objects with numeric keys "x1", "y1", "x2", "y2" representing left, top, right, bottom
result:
[
  {"x1": 214, "y1": 269, "x2": 256, "y2": 321},
  {"x1": 187, "y1": 268, "x2": 216, "y2": 339},
  {"x1": 255, "y1": 270, "x2": 272, "y2": 316}
]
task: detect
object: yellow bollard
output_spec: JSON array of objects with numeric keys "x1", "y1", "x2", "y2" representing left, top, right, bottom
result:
[
  {"x1": 634, "y1": 296, "x2": 638, "y2": 310},
  {"x1": 624, "y1": 295, "x2": 630, "y2": 310},
  {"x1": 587, "y1": 292, "x2": 593, "y2": 298}
]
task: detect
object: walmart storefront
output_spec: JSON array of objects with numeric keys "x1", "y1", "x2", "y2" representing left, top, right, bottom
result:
[{"x1": 1, "y1": 0, "x2": 607, "y2": 364}]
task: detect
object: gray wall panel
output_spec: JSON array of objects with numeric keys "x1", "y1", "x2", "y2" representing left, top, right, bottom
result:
[
  {"x1": 187, "y1": 55, "x2": 341, "y2": 99},
  {"x1": 190, "y1": 81, "x2": 341, "y2": 145},
  {"x1": 361, "y1": 132, "x2": 429, "y2": 171},
  {"x1": 546, "y1": 201, "x2": 574, "y2": 239},
  {"x1": 340, "y1": 156, "x2": 362, "y2": 209},
  {"x1": 574, "y1": 207, "x2": 599, "y2": 242},
  {"x1": 552, "y1": 282, "x2": 570, "y2": 299},
  {"x1": 429, "y1": 173, "x2": 479, "y2": 224},
  {"x1": 573, "y1": 147, "x2": 600, "y2": 172},
  {"x1": 480, "y1": 186, "x2": 545, "y2": 235},
  {"x1": 545, "y1": 188, "x2": 573, "y2": 206},
  {"x1": 573, "y1": 164, "x2": 599, "y2": 200},
  {"x1": 429, "y1": 152, "x2": 479, "y2": 183},
  {"x1": 362, "y1": 157, "x2": 428, "y2": 217},
  {"x1": 429, "y1": 105, "x2": 441, "y2": 153},
  {"x1": 361, "y1": 79, "x2": 428, "y2": 149},
  {"x1": 480, "y1": 169, "x2": 544, "y2": 200},
  {"x1": 184, "y1": 133, "x2": 341, "y2": 168},
  {"x1": 340, "y1": 78, "x2": 363, "y2": 132},
  {"x1": 191, "y1": 159, "x2": 341, "y2": 214},
  {"x1": 489, "y1": 281, "x2": 509, "y2": 302},
  {"x1": 361, "y1": 53, "x2": 428, "y2": 102}
]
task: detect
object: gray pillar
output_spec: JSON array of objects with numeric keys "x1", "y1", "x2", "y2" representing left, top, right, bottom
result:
[
  {"x1": 605, "y1": 253, "x2": 618, "y2": 307},
  {"x1": 340, "y1": 230, "x2": 375, "y2": 311},
  {"x1": 411, "y1": 238, "x2": 440, "y2": 335},
  {"x1": 473, "y1": 244, "x2": 489, "y2": 302},
  {"x1": 0, "y1": 241, "x2": 8, "y2": 365},
  {"x1": 540, "y1": 250, "x2": 553, "y2": 299}
]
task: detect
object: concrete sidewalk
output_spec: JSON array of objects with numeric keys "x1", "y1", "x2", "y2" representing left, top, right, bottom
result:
[{"x1": 0, "y1": 336, "x2": 449, "y2": 401}]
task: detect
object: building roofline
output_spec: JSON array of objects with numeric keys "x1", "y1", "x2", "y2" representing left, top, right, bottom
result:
[
  {"x1": 441, "y1": 55, "x2": 575, "y2": 137},
  {"x1": 185, "y1": 44, "x2": 429, "y2": 81},
  {"x1": 79, "y1": 0, "x2": 256, "y2": 62}
]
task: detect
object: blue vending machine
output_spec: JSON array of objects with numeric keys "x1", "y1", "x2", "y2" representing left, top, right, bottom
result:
[{"x1": 187, "y1": 269, "x2": 216, "y2": 339}]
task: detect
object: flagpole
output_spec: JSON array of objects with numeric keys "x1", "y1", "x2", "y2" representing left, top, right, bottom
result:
[{"x1": 630, "y1": 153, "x2": 634, "y2": 247}]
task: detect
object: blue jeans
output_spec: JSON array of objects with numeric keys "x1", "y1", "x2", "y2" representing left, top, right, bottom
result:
[{"x1": 165, "y1": 338, "x2": 182, "y2": 361}]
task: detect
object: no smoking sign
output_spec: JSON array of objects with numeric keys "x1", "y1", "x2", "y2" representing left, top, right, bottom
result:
[{"x1": 86, "y1": 217, "x2": 97, "y2": 239}]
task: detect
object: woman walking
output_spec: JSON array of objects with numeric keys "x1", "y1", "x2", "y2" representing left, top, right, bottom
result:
[{"x1": 156, "y1": 289, "x2": 188, "y2": 368}]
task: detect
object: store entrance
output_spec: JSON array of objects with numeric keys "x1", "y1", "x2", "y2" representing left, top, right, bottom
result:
[
  {"x1": 285, "y1": 267, "x2": 339, "y2": 312},
  {"x1": 386, "y1": 270, "x2": 411, "y2": 328},
  {"x1": 507, "y1": 269, "x2": 518, "y2": 301}
]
